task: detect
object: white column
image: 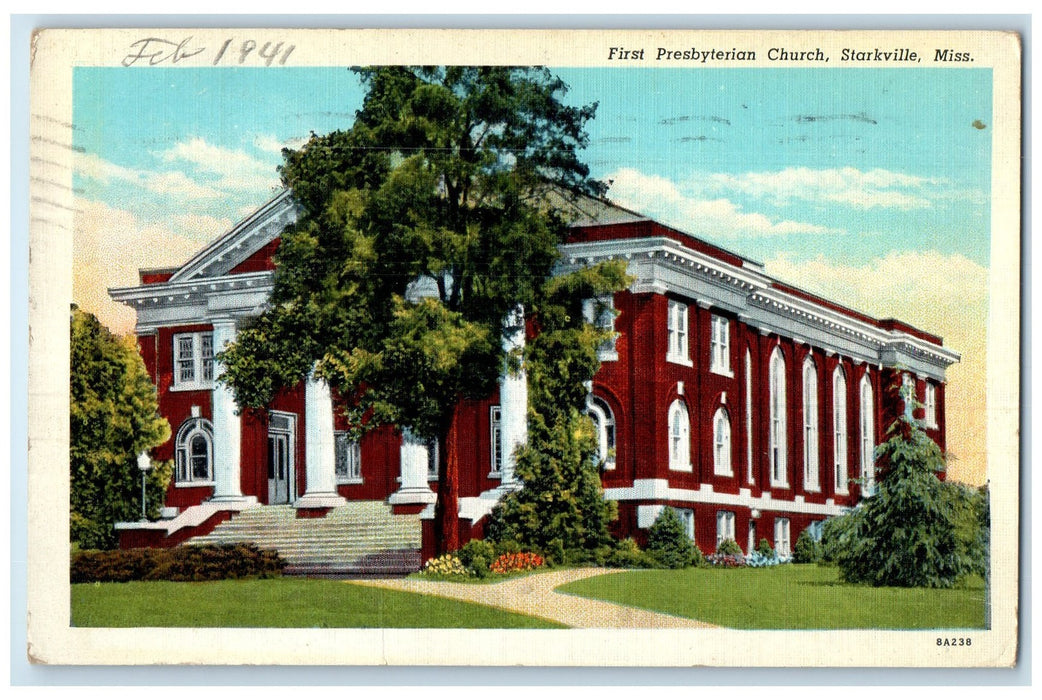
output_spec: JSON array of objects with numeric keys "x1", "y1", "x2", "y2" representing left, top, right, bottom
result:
[
  {"x1": 389, "y1": 428, "x2": 437, "y2": 505},
  {"x1": 210, "y1": 318, "x2": 255, "y2": 504},
  {"x1": 295, "y1": 372, "x2": 346, "y2": 509},
  {"x1": 498, "y1": 304, "x2": 527, "y2": 489}
]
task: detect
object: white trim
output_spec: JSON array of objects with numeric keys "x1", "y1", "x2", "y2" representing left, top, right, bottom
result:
[{"x1": 603, "y1": 479, "x2": 851, "y2": 518}]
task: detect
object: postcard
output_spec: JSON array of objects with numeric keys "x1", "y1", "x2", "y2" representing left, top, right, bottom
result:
[{"x1": 27, "y1": 27, "x2": 1020, "y2": 667}]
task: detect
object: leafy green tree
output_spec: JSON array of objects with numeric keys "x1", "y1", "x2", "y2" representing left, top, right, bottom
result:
[
  {"x1": 219, "y1": 66, "x2": 619, "y2": 552},
  {"x1": 644, "y1": 507, "x2": 698, "y2": 569},
  {"x1": 834, "y1": 415, "x2": 976, "y2": 587},
  {"x1": 70, "y1": 306, "x2": 171, "y2": 549},
  {"x1": 792, "y1": 530, "x2": 821, "y2": 563},
  {"x1": 485, "y1": 261, "x2": 628, "y2": 559}
]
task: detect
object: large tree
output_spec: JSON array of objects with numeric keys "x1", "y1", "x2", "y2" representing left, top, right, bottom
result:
[
  {"x1": 70, "y1": 306, "x2": 171, "y2": 549},
  {"x1": 220, "y1": 67, "x2": 623, "y2": 552},
  {"x1": 829, "y1": 409, "x2": 987, "y2": 588}
]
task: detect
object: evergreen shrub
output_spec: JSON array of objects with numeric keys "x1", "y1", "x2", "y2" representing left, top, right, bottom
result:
[
  {"x1": 756, "y1": 538, "x2": 775, "y2": 558},
  {"x1": 793, "y1": 529, "x2": 823, "y2": 564},
  {"x1": 457, "y1": 539, "x2": 496, "y2": 578},
  {"x1": 646, "y1": 508, "x2": 699, "y2": 569},
  {"x1": 717, "y1": 538, "x2": 743, "y2": 556}
]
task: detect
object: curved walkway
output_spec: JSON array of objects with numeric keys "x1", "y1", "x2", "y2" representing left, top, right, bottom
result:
[{"x1": 346, "y1": 567, "x2": 718, "y2": 629}]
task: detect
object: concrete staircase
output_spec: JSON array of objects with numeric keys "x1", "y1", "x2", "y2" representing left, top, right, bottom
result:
[{"x1": 187, "y1": 501, "x2": 422, "y2": 576}]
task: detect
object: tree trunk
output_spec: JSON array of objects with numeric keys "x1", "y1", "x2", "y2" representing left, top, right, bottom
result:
[{"x1": 433, "y1": 400, "x2": 461, "y2": 554}]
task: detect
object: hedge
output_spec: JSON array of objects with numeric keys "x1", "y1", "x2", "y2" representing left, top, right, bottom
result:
[{"x1": 71, "y1": 543, "x2": 284, "y2": 582}]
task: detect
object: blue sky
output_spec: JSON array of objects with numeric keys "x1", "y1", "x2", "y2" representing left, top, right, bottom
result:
[
  {"x1": 71, "y1": 65, "x2": 994, "y2": 483},
  {"x1": 73, "y1": 66, "x2": 992, "y2": 266}
]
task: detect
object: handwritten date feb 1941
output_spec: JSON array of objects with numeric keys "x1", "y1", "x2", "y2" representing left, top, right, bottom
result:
[{"x1": 122, "y1": 37, "x2": 295, "y2": 67}]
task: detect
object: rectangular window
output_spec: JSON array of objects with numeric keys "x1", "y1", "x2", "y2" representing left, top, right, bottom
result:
[
  {"x1": 334, "y1": 432, "x2": 362, "y2": 482},
  {"x1": 675, "y1": 508, "x2": 695, "y2": 541},
  {"x1": 666, "y1": 300, "x2": 690, "y2": 364},
  {"x1": 775, "y1": 518, "x2": 792, "y2": 558},
  {"x1": 172, "y1": 331, "x2": 215, "y2": 390},
  {"x1": 924, "y1": 383, "x2": 938, "y2": 428},
  {"x1": 490, "y1": 405, "x2": 503, "y2": 475},
  {"x1": 716, "y1": 510, "x2": 736, "y2": 548},
  {"x1": 710, "y1": 315, "x2": 731, "y2": 375},
  {"x1": 583, "y1": 296, "x2": 617, "y2": 360}
]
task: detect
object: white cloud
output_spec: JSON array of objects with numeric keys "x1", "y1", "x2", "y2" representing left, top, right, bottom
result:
[
  {"x1": 75, "y1": 150, "x2": 226, "y2": 202},
  {"x1": 605, "y1": 168, "x2": 842, "y2": 238},
  {"x1": 763, "y1": 250, "x2": 989, "y2": 486},
  {"x1": 253, "y1": 133, "x2": 308, "y2": 155},
  {"x1": 703, "y1": 167, "x2": 943, "y2": 210},
  {"x1": 159, "y1": 137, "x2": 280, "y2": 194},
  {"x1": 144, "y1": 170, "x2": 224, "y2": 200}
]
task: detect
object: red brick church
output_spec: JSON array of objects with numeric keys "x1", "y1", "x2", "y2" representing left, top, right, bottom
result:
[{"x1": 110, "y1": 188, "x2": 957, "y2": 570}]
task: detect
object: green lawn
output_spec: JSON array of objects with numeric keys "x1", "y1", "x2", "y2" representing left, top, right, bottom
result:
[
  {"x1": 71, "y1": 578, "x2": 564, "y2": 629},
  {"x1": 556, "y1": 564, "x2": 986, "y2": 629}
]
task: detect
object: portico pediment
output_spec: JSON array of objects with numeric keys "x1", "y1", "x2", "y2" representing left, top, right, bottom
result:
[{"x1": 170, "y1": 189, "x2": 297, "y2": 282}]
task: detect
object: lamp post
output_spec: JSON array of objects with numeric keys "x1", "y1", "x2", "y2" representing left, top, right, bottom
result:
[{"x1": 137, "y1": 451, "x2": 152, "y2": 521}]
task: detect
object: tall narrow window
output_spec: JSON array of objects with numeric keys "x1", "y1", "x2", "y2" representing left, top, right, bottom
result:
[
  {"x1": 774, "y1": 518, "x2": 792, "y2": 557},
  {"x1": 746, "y1": 349, "x2": 754, "y2": 485},
  {"x1": 334, "y1": 432, "x2": 362, "y2": 482},
  {"x1": 583, "y1": 296, "x2": 618, "y2": 360},
  {"x1": 174, "y1": 418, "x2": 213, "y2": 484},
  {"x1": 769, "y1": 347, "x2": 788, "y2": 487},
  {"x1": 427, "y1": 439, "x2": 440, "y2": 480},
  {"x1": 666, "y1": 300, "x2": 689, "y2": 364},
  {"x1": 924, "y1": 383, "x2": 938, "y2": 428},
  {"x1": 172, "y1": 331, "x2": 215, "y2": 390},
  {"x1": 833, "y1": 367, "x2": 848, "y2": 494},
  {"x1": 713, "y1": 408, "x2": 732, "y2": 476},
  {"x1": 902, "y1": 373, "x2": 916, "y2": 419},
  {"x1": 860, "y1": 375, "x2": 876, "y2": 495},
  {"x1": 586, "y1": 397, "x2": 616, "y2": 470},
  {"x1": 489, "y1": 406, "x2": 503, "y2": 475},
  {"x1": 668, "y1": 400, "x2": 691, "y2": 471},
  {"x1": 710, "y1": 315, "x2": 731, "y2": 374},
  {"x1": 803, "y1": 357, "x2": 820, "y2": 492}
]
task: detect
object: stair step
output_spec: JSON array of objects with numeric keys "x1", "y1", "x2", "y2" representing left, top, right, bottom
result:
[{"x1": 185, "y1": 501, "x2": 422, "y2": 576}]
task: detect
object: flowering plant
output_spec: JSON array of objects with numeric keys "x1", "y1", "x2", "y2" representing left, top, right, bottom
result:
[
  {"x1": 421, "y1": 554, "x2": 469, "y2": 577},
  {"x1": 705, "y1": 552, "x2": 746, "y2": 568},
  {"x1": 490, "y1": 551, "x2": 545, "y2": 574}
]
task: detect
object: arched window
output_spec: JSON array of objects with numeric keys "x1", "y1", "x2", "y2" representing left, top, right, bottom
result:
[
  {"x1": 745, "y1": 348, "x2": 754, "y2": 485},
  {"x1": 586, "y1": 396, "x2": 617, "y2": 470},
  {"x1": 860, "y1": 374, "x2": 876, "y2": 495},
  {"x1": 713, "y1": 408, "x2": 732, "y2": 476},
  {"x1": 668, "y1": 400, "x2": 691, "y2": 472},
  {"x1": 803, "y1": 357, "x2": 820, "y2": 492},
  {"x1": 769, "y1": 347, "x2": 788, "y2": 487},
  {"x1": 833, "y1": 367, "x2": 848, "y2": 494},
  {"x1": 175, "y1": 418, "x2": 214, "y2": 484}
]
